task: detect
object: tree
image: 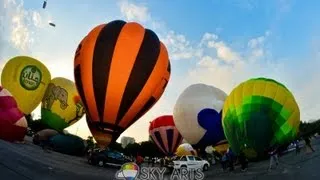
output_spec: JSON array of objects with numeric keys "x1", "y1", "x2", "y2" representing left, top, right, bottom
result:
[
  {"x1": 139, "y1": 140, "x2": 163, "y2": 158},
  {"x1": 109, "y1": 141, "x2": 123, "y2": 152},
  {"x1": 124, "y1": 143, "x2": 140, "y2": 157},
  {"x1": 86, "y1": 136, "x2": 95, "y2": 150}
]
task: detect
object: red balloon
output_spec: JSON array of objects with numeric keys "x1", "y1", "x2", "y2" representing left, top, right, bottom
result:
[
  {"x1": 149, "y1": 115, "x2": 183, "y2": 156},
  {"x1": 0, "y1": 86, "x2": 27, "y2": 142}
]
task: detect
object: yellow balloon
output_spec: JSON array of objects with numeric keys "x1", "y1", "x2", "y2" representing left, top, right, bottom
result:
[
  {"x1": 41, "y1": 77, "x2": 85, "y2": 131},
  {"x1": 175, "y1": 143, "x2": 198, "y2": 157},
  {"x1": 1, "y1": 56, "x2": 51, "y2": 114}
]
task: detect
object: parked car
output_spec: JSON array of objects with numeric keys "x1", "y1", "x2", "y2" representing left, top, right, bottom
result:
[
  {"x1": 173, "y1": 155, "x2": 210, "y2": 171},
  {"x1": 88, "y1": 149, "x2": 131, "y2": 168}
]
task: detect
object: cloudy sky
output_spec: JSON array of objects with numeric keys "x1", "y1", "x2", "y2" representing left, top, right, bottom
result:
[{"x1": 1, "y1": 0, "x2": 320, "y2": 142}]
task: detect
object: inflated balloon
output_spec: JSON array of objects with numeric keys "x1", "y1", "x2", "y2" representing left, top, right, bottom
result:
[
  {"x1": 149, "y1": 115, "x2": 183, "y2": 156},
  {"x1": 175, "y1": 143, "x2": 197, "y2": 157},
  {"x1": 74, "y1": 20, "x2": 170, "y2": 147},
  {"x1": 1, "y1": 56, "x2": 51, "y2": 114},
  {"x1": 173, "y1": 83, "x2": 227, "y2": 148},
  {"x1": 0, "y1": 86, "x2": 28, "y2": 142},
  {"x1": 41, "y1": 77, "x2": 85, "y2": 132},
  {"x1": 222, "y1": 77, "x2": 300, "y2": 160}
]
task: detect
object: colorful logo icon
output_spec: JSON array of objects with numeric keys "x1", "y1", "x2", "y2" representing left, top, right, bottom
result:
[
  {"x1": 20, "y1": 65, "x2": 42, "y2": 90},
  {"x1": 115, "y1": 162, "x2": 139, "y2": 180}
]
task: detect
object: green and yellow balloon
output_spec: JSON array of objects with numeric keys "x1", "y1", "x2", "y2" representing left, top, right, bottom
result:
[
  {"x1": 41, "y1": 77, "x2": 85, "y2": 131},
  {"x1": 222, "y1": 77, "x2": 300, "y2": 160}
]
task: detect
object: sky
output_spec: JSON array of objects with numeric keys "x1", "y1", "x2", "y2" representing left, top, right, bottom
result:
[{"x1": 1, "y1": 0, "x2": 320, "y2": 142}]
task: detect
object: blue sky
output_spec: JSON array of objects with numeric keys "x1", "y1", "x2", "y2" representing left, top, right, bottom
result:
[{"x1": 1, "y1": 0, "x2": 320, "y2": 142}]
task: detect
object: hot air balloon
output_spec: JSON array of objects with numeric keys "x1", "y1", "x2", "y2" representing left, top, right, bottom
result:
[
  {"x1": 74, "y1": 20, "x2": 171, "y2": 147},
  {"x1": 222, "y1": 77, "x2": 300, "y2": 160},
  {"x1": 175, "y1": 143, "x2": 198, "y2": 157},
  {"x1": 1, "y1": 56, "x2": 51, "y2": 115},
  {"x1": 173, "y1": 83, "x2": 227, "y2": 148},
  {"x1": 0, "y1": 86, "x2": 28, "y2": 142},
  {"x1": 149, "y1": 115, "x2": 183, "y2": 156},
  {"x1": 41, "y1": 77, "x2": 85, "y2": 132}
]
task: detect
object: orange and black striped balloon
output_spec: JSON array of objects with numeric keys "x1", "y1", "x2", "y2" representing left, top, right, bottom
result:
[{"x1": 74, "y1": 20, "x2": 171, "y2": 147}]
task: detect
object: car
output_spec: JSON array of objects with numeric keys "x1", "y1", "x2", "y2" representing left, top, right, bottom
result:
[
  {"x1": 173, "y1": 155, "x2": 210, "y2": 171},
  {"x1": 88, "y1": 149, "x2": 131, "y2": 168}
]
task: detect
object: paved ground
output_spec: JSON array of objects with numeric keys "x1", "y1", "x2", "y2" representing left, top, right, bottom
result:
[{"x1": 0, "y1": 136, "x2": 320, "y2": 180}]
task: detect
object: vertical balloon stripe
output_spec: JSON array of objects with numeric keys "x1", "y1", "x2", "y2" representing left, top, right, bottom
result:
[
  {"x1": 74, "y1": 66, "x2": 91, "y2": 119},
  {"x1": 125, "y1": 97, "x2": 156, "y2": 128},
  {"x1": 167, "y1": 59, "x2": 171, "y2": 73},
  {"x1": 150, "y1": 133, "x2": 166, "y2": 154},
  {"x1": 172, "y1": 129, "x2": 182, "y2": 153},
  {"x1": 119, "y1": 41, "x2": 168, "y2": 128},
  {"x1": 159, "y1": 127, "x2": 169, "y2": 154},
  {"x1": 116, "y1": 29, "x2": 160, "y2": 124},
  {"x1": 92, "y1": 20, "x2": 126, "y2": 121},
  {"x1": 80, "y1": 24, "x2": 105, "y2": 122},
  {"x1": 166, "y1": 129, "x2": 174, "y2": 154},
  {"x1": 103, "y1": 22, "x2": 145, "y2": 125},
  {"x1": 154, "y1": 131, "x2": 167, "y2": 154}
]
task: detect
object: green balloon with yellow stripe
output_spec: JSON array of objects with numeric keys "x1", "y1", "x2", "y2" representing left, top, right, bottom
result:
[{"x1": 222, "y1": 77, "x2": 300, "y2": 160}]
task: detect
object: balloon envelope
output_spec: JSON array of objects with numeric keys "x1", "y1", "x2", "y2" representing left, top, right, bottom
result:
[
  {"x1": 173, "y1": 83, "x2": 227, "y2": 148},
  {"x1": 0, "y1": 86, "x2": 28, "y2": 142},
  {"x1": 149, "y1": 115, "x2": 183, "y2": 156},
  {"x1": 1, "y1": 56, "x2": 51, "y2": 114},
  {"x1": 74, "y1": 20, "x2": 171, "y2": 147},
  {"x1": 222, "y1": 77, "x2": 300, "y2": 160},
  {"x1": 41, "y1": 77, "x2": 85, "y2": 132},
  {"x1": 175, "y1": 143, "x2": 197, "y2": 157}
]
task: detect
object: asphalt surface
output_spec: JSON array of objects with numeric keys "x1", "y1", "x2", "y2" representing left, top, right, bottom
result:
[{"x1": 0, "y1": 136, "x2": 320, "y2": 180}]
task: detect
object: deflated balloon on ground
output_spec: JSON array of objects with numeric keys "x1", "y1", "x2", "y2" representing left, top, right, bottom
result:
[
  {"x1": 74, "y1": 20, "x2": 171, "y2": 147},
  {"x1": 222, "y1": 77, "x2": 300, "y2": 160}
]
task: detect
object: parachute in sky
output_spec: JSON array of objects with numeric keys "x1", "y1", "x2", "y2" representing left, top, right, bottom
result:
[
  {"x1": 222, "y1": 77, "x2": 300, "y2": 160},
  {"x1": 149, "y1": 115, "x2": 183, "y2": 156},
  {"x1": 42, "y1": 1, "x2": 47, "y2": 9},
  {"x1": 49, "y1": 22, "x2": 56, "y2": 27},
  {"x1": 0, "y1": 86, "x2": 28, "y2": 142},
  {"x1": 1, "y1": 56, "x2": 51, "y2": 114},
  {"x1": 74, "y1": 20, "x2": 171, "y2": 147},
  {"x1": 41, "y1": 77, "x2": 85, "y2": 132},
  {"x1": 173, "y1": 83, "x2": 227, "y2": 148},
  {"x1": 175, "y1": 143, "x2": 197, "y2": 157}
]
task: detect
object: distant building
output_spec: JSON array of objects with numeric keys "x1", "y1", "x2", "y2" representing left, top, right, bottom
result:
[{"x1": 121, "y1": 136, "x2": 135, "y2": 148}]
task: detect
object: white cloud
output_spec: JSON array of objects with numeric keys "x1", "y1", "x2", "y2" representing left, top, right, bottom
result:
[
  {"x1": 119, "y1": 0, "x2": 150, "y2": 23},
  {"x1": 1, "y1": 0, "x2": 45, "y2": 52}
]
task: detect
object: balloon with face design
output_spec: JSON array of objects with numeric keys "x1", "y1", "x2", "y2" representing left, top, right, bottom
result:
[
  {"x1": 41, "y1": 77, "x2": 85, "y2": 132},
  {"x1": 173, "y1": 83, "x2": 227, "y2": 148}
]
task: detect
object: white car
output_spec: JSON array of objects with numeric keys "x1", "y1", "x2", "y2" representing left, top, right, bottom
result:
[{"x1": 173, "y1": 155, "x2": 210, "y2": 171}]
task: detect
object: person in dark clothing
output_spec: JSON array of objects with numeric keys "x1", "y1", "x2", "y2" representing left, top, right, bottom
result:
[
  {"x1": 226, "y1": 149, "x2": 234, "y2": 171},
  {"x1": 304, "y1": 137, "x2": 315, "y2": 152},
  {"x1": 268, "y1": 146, "x2": 279, "y2": 171},
  {"x1": 238, "y1": 151, "x2": 248, "y2": 172},
  {"x1": 221, "y1": 154, "x2": 228, "y2": 172},
  {"x1": 295, "y1": 140, "x2": 300, "y2": 155}
]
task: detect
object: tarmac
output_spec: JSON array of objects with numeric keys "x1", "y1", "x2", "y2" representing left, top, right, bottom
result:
[{"x1": 0, "y1": 136, "x2": 320, "y2": 180}]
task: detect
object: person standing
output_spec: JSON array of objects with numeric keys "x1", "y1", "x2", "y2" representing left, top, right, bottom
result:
[
  {"x1": 304, "y1": 136, "x2": 315, "y2": 152},
  {"x1": 268, "y1": 146, "x2": 279, "y2": 171},
  {"x1": 238, "y1": 151, "x2": 248, "y2": 172},
  {"x1": 295, "y1": 140, "x2": 300, "y2": 155}
]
